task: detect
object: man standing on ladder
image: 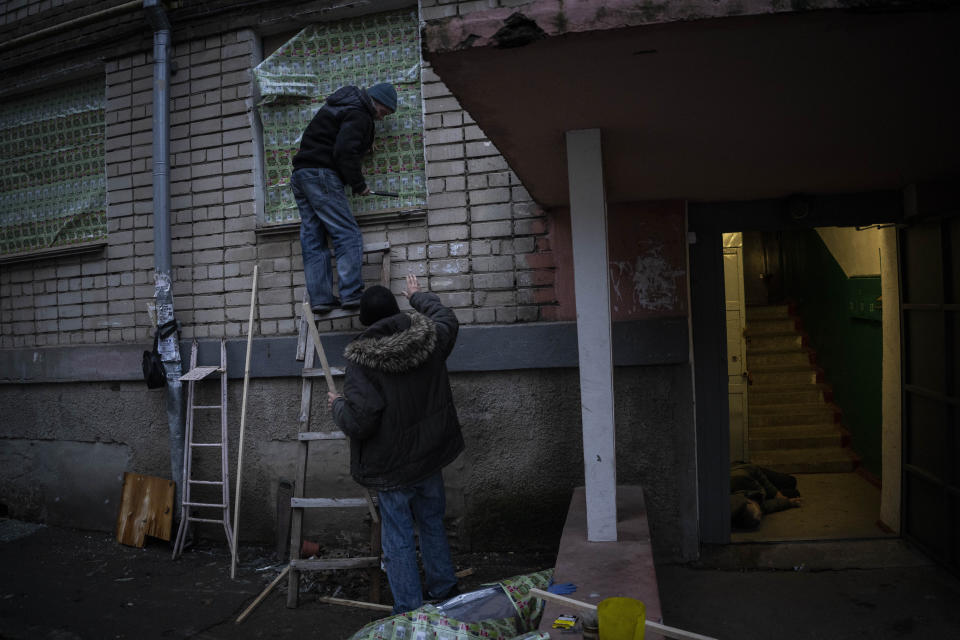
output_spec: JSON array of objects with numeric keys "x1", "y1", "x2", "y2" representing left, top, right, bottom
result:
[
  {"x1": 327, "y1": 274, "x2": 463, "y2": 613},
  {"x1": 291, "y1": 82, "x2": 397, "y2": 314}
]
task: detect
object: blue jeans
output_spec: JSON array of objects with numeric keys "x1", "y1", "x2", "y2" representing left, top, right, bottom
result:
[
  {"x1": 290, "y1": 168, "x2": 364, "y2": 307},
  {"x1": 378, "y1": 471, "x2": 458, "y2": 614}
]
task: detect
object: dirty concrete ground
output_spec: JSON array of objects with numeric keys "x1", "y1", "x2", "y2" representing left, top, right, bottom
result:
[{"x1": 2, "y1": 519, "x2": 960, "y2": 639}]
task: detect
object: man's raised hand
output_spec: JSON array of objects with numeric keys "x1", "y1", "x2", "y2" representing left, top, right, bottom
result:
[{"x1": 402, "y1": 273, "x2": 421, "y2": 298}]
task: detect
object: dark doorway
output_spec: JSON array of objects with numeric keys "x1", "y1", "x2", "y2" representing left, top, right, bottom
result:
[{"x1": 899, "y1": 211, "x2": 960, "y2": 574}]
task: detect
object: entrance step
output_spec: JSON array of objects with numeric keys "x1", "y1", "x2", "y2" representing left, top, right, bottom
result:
[
  {"x1": 750, "y1": 447, "x2": 860, "y2": 474},
  {"x1": 749, "y1": 424, "x2": 849, "y2": 451}
]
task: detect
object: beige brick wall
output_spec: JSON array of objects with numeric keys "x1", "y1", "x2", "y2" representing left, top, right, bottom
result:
[{"x1": 0, "y1": 23, "x2": 557, "y2": 348}]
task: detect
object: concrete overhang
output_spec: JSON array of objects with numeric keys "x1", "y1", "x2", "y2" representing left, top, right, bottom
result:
[{"x1": 422, "y1": 1, "x2": 960, "y2": 208}]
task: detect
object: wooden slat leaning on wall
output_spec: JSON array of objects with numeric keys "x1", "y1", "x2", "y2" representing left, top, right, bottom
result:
[{"x1": 115, "y1": 472, "x2": 175, "y2": 547}]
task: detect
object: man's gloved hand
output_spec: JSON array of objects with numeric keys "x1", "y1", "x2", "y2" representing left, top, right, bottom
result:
[{"x1": 546, "y1": 578, "x2": 577, "y2": 595}]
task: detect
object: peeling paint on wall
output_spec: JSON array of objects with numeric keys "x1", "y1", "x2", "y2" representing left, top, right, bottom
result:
[{"x1": 610, "y1": 244, "x2": 684, "y2": 313}]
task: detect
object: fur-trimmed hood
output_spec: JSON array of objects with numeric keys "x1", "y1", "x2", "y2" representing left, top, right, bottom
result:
[{"x1": 344, "y1": 312, "x2": 438, "y2": 374}]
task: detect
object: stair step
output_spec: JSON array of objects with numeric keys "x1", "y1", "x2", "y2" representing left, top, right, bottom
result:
[
  {"x1": 750, "y1": 402, "x2": 832, "y2": 415},
  {"x1": 749, "y1": 424, "x2": 846, "y2": 450},
  {"x1": 751, "y1": 370, "x2": 819, "y2": 385},
  {"x1": 744, "y1": 319, "x2": 798, "y2": 336},
  {"x1": 749, "y1": 388, "x2": 825, "y2": 405},
  {"x1": 746, "y1": 334, "x2": 804, "y2": 352},
  {"x1": 745, "y1": 305, "x2": 791, "y2": 320},
  {"x1": 749, "y1": 407, "x2": 838, "y2": 427},
  {"x1": 749, "y1": 351, "x2": 812, "y2": 367},
  {"x1": 749, "y1": 447, "x2": 860, "y2": 474}
]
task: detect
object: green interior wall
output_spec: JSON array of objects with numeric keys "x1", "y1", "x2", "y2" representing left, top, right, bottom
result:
[{"x1": 780, "y1": 230, "x2": 883, "y2": 478}]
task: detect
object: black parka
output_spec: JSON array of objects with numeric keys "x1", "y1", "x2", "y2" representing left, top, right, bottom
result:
[
  {"x1": 332, "y1": 292, "x2": 464, "y2": 491},
  {"x1": 292, "y1": 85, "x2": 375, "y2": 193}
]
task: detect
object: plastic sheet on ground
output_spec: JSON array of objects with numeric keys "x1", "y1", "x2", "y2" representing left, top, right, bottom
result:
[{"x1": 347, "y1": 569, "x2": 554, "y2": 640}]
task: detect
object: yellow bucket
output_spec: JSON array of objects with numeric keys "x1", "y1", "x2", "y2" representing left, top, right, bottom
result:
[{"x1": 597, "y1": 597, "x2": 646, "y2": 640}]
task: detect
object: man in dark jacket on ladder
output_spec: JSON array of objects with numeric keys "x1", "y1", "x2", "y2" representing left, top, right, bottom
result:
[
  {"x1": 328, "y1": 274, "x2": 464, "y2": 613},
  {"x1": 291, "y1": 83, "x2": 397, "y2": 314}
]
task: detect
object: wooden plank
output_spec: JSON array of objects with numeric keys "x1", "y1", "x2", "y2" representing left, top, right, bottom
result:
[
  {"x1": 232, "y1": 264, "x2": 258, "y2": 579},
  {"x1": 115, "y1": 472, "x2": 175, "y2": 547},
  {"x1": 291, "y1": 556, "x2": 379, "y2": 571},
  {"x1": 302, "y1": 367, "x2": 345, "y2": 378},
  {"x1": 317, "y1": 596, "x2": 392, "y2": 612},
  {"x1": 291, "y1": 497, "x2": 369, "y2": 509},
  {"x1": 236, "y1": 565, "x2": 290, "y2": 624},
  {"x1": 302, "y1": 300, "x2": 336, "y2": 392}
]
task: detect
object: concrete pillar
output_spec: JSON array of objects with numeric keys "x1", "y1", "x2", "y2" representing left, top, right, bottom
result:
[
  {"x1": 880, "y1": 226, "x2": 901, "y2": 532},
  {"x1": 566, "y1": 128, "x2": 617, "y2": 542}
]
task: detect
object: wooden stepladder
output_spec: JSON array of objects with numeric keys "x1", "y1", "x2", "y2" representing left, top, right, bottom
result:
[
  {"x1": 286, "y1": 242, "x2": 391, "y2": 607},
  {"x1": 172, "y1": 338, "x2": 235, "y2": 559}
]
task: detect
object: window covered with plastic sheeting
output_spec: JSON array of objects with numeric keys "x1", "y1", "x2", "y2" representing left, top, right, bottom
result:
[
  {"x1": 0, "y1": 78, "x2": 107, "y2": 257},
  {"x1": 253, "y1": 8, "x2": 425, "y2": 225}
]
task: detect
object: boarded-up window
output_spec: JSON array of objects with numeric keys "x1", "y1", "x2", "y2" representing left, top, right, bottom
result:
[
  {"x1": 0, "y1": 79, "x2": 107, "y2": 257},
  {"x1": 253, "y1": 8, "x2": 425, "y2": 225}
]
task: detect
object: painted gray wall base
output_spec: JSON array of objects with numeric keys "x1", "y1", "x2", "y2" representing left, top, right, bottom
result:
[
  {"x1": 0, "y1": 440, "x2": 131, "y2": 531},
  {"x1": 0, "y1": 363, "x2": 698, "y2": 562},
  {"x1": 0, "y1": 318, "x2": 689, "y2": 383}
]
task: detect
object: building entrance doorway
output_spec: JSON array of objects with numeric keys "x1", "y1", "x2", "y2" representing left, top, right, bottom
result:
[{"x1": 722, "y1": 226, "x2": 898, "y2": 542}]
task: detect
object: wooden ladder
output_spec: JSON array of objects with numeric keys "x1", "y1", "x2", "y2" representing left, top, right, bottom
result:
[
  {"x1": 172, "y1": 338, "x2": 235, "y2": 559},
  {"x1": 286, "y1": 241, "x2": 390, "y2": 607}
]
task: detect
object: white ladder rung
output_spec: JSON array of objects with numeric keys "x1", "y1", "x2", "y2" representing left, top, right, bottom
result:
[
  {"x1": 189, "y1": 480, "x2": 224, "y2": 485},
  {"x1": 190, "y1": 442, "x2": 223, "y2": 447},
  {"x1": 187, "y1": 516, "x2": 226, "y2": 525},
  {"x1": 299, "y1": 431, "x2": 347, "y2": 441},
  {"x1": 192, "y1": 405, "x2": 223, "y2": 410},
  {"x1": 183, "y1": 501, "x2": 226, "y2": 508},
  {"x1": 291, "y1": 497, "x2": 369, "y2": 509},
  {"x1": 179, "y1": 366, "x2": 222, "y2": 381}
]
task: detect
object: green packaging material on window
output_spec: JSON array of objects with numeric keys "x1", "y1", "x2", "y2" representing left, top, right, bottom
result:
[
  {"x1": 253, "y1": 8, "x2": 426, "y2": 224},
  {"x1": 0, "y1": 79, "x2": 107, "y2": 255}
]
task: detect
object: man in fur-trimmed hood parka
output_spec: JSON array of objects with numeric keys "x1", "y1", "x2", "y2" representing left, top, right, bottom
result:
[{"x1": 328, "y1": 274, "x2": 463, "y2": 614}]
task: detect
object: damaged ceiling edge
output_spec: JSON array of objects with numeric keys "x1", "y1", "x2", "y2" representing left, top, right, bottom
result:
[{"x1": 420, "y1": 0, "x2": 945, "y2": 53}]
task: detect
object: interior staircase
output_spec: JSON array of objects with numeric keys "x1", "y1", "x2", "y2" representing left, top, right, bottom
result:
[{"x1": 745, "y1": 304, "x2": 860, "y2": 474}]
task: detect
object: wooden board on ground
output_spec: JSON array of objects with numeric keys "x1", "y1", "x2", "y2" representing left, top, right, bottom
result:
[{"x1": 115, "y1": 472, "x2": 175, "y2": 547}]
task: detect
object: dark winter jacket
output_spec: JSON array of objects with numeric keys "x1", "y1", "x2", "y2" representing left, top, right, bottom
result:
[
  {"x1": 331, "y1": 292, "x2": 464, "y2": 491},
  {"x1": 292, "y1": 85, "x2": 375, "y2": 193}
]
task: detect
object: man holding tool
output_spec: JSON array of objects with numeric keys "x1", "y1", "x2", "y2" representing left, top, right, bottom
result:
[
  {"x1": 291, "y1": 82, "x2": 397, "y2": 313},
  {"x1": 327, "y1": 274, "x2": 463, "y2": 613}
]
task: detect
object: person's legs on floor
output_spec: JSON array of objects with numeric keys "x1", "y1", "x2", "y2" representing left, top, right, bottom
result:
[
  {"x1": 411, "y1": 471, "x2": 457, "y2": 600},
  {"x1": 378, "y1": 485, "x2": 423, "y2": 614}
]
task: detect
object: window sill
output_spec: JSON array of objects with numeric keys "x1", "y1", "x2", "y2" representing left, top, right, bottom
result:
[
  {"x1": 0, "y1": 240, "x2": 108, "y2": 265},
  {"x1": 255, "y1": 207, "x2": 427, "y2": 237}
]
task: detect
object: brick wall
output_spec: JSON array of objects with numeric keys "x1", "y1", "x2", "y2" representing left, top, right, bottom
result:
[{"x1": 0, "y1": 18, "x2": 558, "y2": 348}]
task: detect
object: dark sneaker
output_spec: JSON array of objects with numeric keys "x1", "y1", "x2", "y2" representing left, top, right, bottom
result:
[
  {"x1": 424, "y1": 585, "x2": 460, "y2": 604},
  {"x1": 311, "y1": 298, "x2": 340, "y2": 314},
  {"x1": 340, "y1": 295, "x2": 362, "y2": 309}
]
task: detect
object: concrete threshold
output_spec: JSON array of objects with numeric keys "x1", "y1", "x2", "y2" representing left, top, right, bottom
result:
[
  {"x1": 694, "y1": 538, "x2": 933, "y2": 572},
  {"x1": 538, "y1": 485, "x2": 662, "y2": 638}
]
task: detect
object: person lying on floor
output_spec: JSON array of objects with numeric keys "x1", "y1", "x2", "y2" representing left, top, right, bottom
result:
[{"x1": 730, "y1": 463, "x2": 802, "y2": 529}]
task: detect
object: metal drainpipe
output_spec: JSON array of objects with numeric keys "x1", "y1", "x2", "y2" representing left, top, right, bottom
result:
[{"x1": 144, "y1": 0, "x2": 185, "y2": 517}]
